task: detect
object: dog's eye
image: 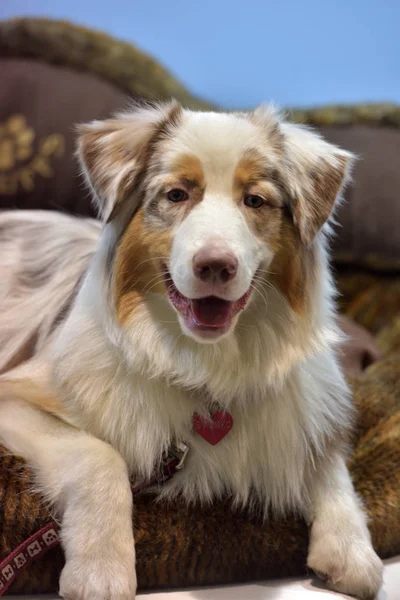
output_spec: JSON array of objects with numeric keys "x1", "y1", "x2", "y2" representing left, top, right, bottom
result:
[
  {"x1": 244, "y1": 194, "x2": 264, "y2": 209},
  {"x1": 167, "y1": 188, "x2": 189, "y2": 203}
]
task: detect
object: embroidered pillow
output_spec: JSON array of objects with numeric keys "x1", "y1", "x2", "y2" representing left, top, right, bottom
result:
[{"x1": 0, "y1": 58, "x2": 127, "y2": 217}]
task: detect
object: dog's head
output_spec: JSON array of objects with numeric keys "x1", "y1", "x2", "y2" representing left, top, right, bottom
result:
[{"x1": 78, "y1": 102, "x2": 353, "y2": 343}]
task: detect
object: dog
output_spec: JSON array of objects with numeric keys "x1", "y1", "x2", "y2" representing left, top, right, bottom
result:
[{"x1": 0, "y1": 101, "x2": 383, "y2": 599}]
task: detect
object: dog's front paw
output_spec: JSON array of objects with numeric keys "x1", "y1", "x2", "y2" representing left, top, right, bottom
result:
[
  {"x1": 59, "y1": 551, "x2": 137, "y2": 600},
  {"x1": 307, "y1": 532, "x2": 383, "y2": 600}
]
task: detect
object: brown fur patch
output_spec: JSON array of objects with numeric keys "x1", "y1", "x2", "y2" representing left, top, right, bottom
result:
[
  {"x1": 79, "y1": 102, "x2": 184, "y2": 223},
  {"x1": 168, "y1": 153, "x2": 205, "y2": 190},
  {"x1": 293, "y1": 155, "x2": 348, "y2": 245},
  {"x1": 269, "y1": 218, "x2": 315, "y2": 314},
  {"x1": 107, "y1": 105, "x2": 184, "y2": 223},
  {"x1": 140, "y1": 152, "x2": 206, "y2": 233},
  {"x1": 233, "y1": 151, "x2": 314, "y2": 314},
  {"x1": 232, "y1": 147, "x2": 325, "y2": 314},
  {"x1": 79, "y1": 123, "x2": 136, "y2": 210},
  {"x1": 79, "y1": 126, "x2": 118, "y2": 177},
  {"x1": 113, "y1": 208, "x2": 172, "y2": 325},
  {"x1": 233, "y1": 150, "x2": 285, "y2": 207}
]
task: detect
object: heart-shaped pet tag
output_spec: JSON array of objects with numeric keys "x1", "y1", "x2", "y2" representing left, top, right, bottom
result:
[{"x1": 193, "y1": 410, "x2": 233, "y2": 445}]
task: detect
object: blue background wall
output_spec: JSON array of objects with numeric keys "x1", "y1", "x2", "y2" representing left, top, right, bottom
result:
[{"x1": 2, "y1": 0, "x2": 398, "y2": 108}]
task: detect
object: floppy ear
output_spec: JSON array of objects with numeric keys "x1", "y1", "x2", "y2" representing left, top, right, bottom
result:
[
  {"x1": 281, "y1": 122, "x2": 355, "y2": 245},
  {"x1": 77, "y1": 101, "x2": 182, "y2": 222}
]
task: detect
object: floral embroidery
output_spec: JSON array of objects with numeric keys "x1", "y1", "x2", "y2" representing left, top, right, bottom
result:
[
  {"x1": 0, "y1": 115, "x2": 34, "y2": 170},
  {"x1": 0, "y1": 114, "x2": 65, "y2": 194}
]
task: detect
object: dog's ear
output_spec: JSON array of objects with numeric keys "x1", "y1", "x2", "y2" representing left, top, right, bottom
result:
[
  {"x1": 77, "y1": 101, "x2": 182, "y2": 222},
  {"x1": 280, "y1": 122, "x2": 355, "y2": 245}
]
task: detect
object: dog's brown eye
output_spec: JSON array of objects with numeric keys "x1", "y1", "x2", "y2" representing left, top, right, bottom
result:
[
  {"x1": 167, "y1": 188, "x2": 189, "y2": 203},
  {"x1": 244, "y1": 194, "x2": 264, "y2": 209}
]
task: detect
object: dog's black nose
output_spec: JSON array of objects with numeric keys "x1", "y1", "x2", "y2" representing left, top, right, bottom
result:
[{"x1": 193, "y1": 249, "x2": 238, "y2": 284}]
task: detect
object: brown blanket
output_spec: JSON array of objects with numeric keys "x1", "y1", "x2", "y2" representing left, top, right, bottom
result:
[{"x1": 1, "y1": 274, "x2": 400, "y2": 595}]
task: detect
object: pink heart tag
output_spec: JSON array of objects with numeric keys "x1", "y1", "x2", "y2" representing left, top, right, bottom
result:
[{"x1": 193, "y1": 410, "x2": 233, "y2": 445}]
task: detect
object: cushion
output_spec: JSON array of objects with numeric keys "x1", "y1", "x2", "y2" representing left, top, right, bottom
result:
[
  {"x1": 0, "y1": 18, "x2": 211, "y2": 111},
  {"x1": 321, "y1": 125, "x2": 400, "y2": 271},
  {"x1": 0, "y1": 18, "x2": 211, "y2": 219},
  {"x1": 292, "y1": 106, "x2": 400, "y2": 270},
  {"x1": 0, "y1": 58, "x2": 127, "y2": 216}
]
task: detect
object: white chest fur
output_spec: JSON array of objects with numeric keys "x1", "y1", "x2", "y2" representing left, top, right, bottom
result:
[
  {"x1": 51, "y1": 265, "x2": 350, "y2": 517},
  {"x1": 53, "y1": 317, "x2": 349, "y2": 517}
]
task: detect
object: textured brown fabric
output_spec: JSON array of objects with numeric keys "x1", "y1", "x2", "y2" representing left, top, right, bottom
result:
[
  {"x1": 292, "y1": 103, "x2": 400, "y2": 128},
  {"x1": 1, "y1": 278, "x2": 400, "y2": 594},
  {"x1": 336, "y1": 268, "x2": 400, "y2": 334},
  {"x1": 377, "y1": 315, "x2": 400, "y2": 356}
]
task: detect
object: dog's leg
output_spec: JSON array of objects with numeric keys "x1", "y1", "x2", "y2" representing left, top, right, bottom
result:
[
  {"x1": 0, "y1": 397, "x2": 136, "y2": 600},
  {"x1": 306, "y1": 452, "x2": 383, "y2": 599}
]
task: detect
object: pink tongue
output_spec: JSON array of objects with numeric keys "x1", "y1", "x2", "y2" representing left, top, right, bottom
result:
[{"x1": 191, "y1": 297, "x2": 233, "y2": 327}]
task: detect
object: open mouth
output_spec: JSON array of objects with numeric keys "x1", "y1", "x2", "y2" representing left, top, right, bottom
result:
[{"x1": 162, "y1": 267, "x2": 252, "y2": 337}]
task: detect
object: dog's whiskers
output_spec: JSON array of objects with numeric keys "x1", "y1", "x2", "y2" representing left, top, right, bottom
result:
[
  {"x1": 251, "y1": 281, "x2": 269, "y2": 312},
  {"x1": 131, "y1": 256, "x2": 170, "y2": 273},
  {"x1": 253, "y1": 274, "x2": 277, "y2": 294},
  {"x1": 256, "y1": 267, "x2": 277, "y2": 277},
  {"x1": 142, "y1": 273, "x2": 169, "y2": 295}
]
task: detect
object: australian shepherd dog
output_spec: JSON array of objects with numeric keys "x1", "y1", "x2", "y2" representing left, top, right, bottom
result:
[{"x1": 0, "y1": 102, "x2": 382, "y2": 599}]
